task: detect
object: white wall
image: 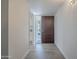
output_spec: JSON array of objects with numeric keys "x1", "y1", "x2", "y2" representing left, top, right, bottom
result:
[
  {"x1": 8, "y1": 0, "x2": 30, "y2": 59},
  {"x1": 54, "y1": 1, "x2": 77, "y2": 59}
]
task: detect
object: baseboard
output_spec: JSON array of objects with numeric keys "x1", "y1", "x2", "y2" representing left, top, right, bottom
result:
[
  {"x1": 55, "y1": 43, "x2": 67, "y2": 59},
  {"x1": 22, "y1": 49, "x2": 31, "y2": 59},
  {"x1": 1, "y1": 56, "x2": 10, "y2": 59}
]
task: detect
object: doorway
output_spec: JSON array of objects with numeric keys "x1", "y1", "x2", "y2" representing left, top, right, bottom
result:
[
  {"x1": 34, "y1": 16, "x2": 42, "y2": 44},
  {"x1": 34, "y1": 16, "x2": 54, "y2": 45}
]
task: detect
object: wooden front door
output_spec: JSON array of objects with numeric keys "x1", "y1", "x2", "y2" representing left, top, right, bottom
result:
[{"x1": 42, "y1": 16, "x2": 54, "y2": 43}]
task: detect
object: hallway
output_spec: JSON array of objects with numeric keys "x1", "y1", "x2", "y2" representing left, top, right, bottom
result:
[
  {"x1": 25, "y1": 44, "x2": 65, "y2": 59},
  {"x1": 1, "y1": 0, "x2": 76, "y2": 59}
]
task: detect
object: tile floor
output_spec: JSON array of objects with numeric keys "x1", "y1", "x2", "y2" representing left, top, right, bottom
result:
[{"x1": 25, "y1": 44, "x2": 65, "y2": 59}]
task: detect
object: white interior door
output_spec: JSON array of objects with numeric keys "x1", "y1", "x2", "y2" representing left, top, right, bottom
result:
[{"x1": 34, "y1": 16, "x2": 41, "y2": 44}]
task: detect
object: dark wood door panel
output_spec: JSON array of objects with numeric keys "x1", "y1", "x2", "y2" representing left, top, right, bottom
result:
[{"x1": 42, "y1": 16, "x2": 54, "y2": 43}]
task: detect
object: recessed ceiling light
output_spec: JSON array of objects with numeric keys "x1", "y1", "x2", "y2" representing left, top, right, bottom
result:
[{"x1": 69, "y1": 0, "x2": 76, "y2": 5}]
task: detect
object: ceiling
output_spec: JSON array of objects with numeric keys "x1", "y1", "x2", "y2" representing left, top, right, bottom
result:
[{"x1": 28, "y1": 0, "x2": 65, "y2": 16}]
